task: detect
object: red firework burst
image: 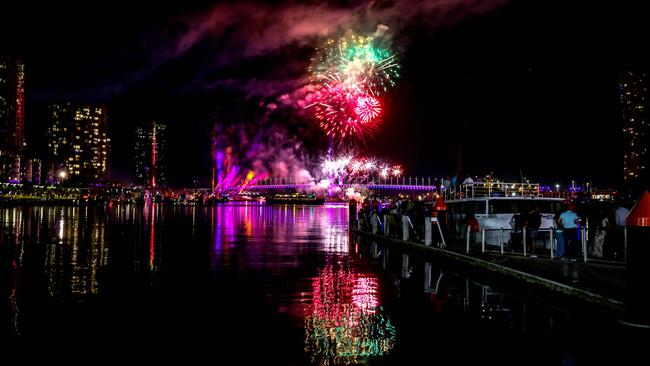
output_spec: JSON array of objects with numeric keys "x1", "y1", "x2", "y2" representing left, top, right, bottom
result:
[{"x1": 308, "y1": 80, "x2": 382, "y2": 143}]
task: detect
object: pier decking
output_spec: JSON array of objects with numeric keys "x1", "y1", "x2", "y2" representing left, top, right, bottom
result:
[{"x1": 351, "y1": 228, "x2": 625, "y2": 312}]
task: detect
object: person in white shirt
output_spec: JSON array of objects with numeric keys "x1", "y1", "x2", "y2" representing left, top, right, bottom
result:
[{"x1": 614, "y1": 205, "x2": 629, "y2": 227}]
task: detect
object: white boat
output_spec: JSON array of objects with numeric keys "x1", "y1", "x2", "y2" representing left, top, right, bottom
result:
[{"x1": 444, "y1": 182, "x2": 564, "y2": 247}]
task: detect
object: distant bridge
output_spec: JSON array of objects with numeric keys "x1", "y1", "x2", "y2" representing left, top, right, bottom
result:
[
  {"x1": 174, "y1": 178, "x2": 441, "y2": 194},
  {"x1": 231, "y1": 178, "x2": 439, "y2": 192}
]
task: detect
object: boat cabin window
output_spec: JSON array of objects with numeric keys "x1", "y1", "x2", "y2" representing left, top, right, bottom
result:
[
  {"x1": 488, "y1": 200, "x2": 561, "y2": 214},
  {"x1": 449, "y1": 201, "x2": 487, "y2": 215}
]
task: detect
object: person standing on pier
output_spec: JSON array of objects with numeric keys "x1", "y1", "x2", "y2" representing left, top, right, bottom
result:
[
  {"x1": 526, "y1": 206, "x2": 542, "y2": 253},
  {"x1": 559, "y1": 204, "x2": 580, "y2": 257}
]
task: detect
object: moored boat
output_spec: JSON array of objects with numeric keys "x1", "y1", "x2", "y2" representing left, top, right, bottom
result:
[{"x1": 265, "y1": 193, "x2": 324, "y2": 205}]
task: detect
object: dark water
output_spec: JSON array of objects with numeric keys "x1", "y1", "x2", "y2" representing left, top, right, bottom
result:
[{"x1": 0, "y1": 204, "x2": 644, "y2": 363}]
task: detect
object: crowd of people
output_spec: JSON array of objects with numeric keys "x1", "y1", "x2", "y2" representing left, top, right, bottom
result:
[
  {"x1": 356, "y1": 193, "x2": 631, "y2": 262},
  {"x1": 507, "y1": 201, "x2": 630, "y2": 260}
]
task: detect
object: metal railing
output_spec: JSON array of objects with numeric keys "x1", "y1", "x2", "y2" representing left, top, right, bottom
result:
[
  {"x1": 445, "y1": 182, "x2": 541, "y2": 200},
  {"x1": 354, "y1": 208, "x2": 627, "y2": 264}
]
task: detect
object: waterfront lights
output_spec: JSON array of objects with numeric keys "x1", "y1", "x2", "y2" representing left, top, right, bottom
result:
[{"x1": 555, "y1": 184, "x2": 560, "y2": 192}]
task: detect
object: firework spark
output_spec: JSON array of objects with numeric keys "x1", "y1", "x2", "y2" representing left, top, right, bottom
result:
[{"x1": 355, "y1": 95, "x2": 381, "y2": 124}]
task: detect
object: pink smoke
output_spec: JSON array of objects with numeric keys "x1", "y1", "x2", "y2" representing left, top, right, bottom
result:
[{"x1": 168, "y1": 0, "x2": 507, "y2": 64}]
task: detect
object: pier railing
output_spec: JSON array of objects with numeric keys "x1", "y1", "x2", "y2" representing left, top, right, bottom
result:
[{"x1": 354, "y1": 210, "x2": 627, "y2": 265}]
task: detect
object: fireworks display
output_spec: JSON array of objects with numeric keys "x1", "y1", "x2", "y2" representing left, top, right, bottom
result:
[
  {"x1": 321, "y1": 152, "x2": 403, "y2": 183},
  {"x1": 307, "y1": 30, "x2": 400, "y2": 144},
  {"x1": 208, "y1": 28, "x2": 403, "y2": 197}
]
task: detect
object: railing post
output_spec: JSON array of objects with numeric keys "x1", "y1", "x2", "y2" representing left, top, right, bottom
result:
[
  {"x1": 582, "y1": 227, "x2": 588, "y2": 263},
  {"x1": 402, "y1": 254, "x2": 410, "y2": 279},
  {"x1": 500, "y1": 228, "x2": 504, "y2": 254},
  {"x1": 434, "y1": 218, "x2": 446, "y2": 248},
  {"x1": 481, "y1": 229, "x2": 485, "y2": 253},
  {"x1": 402, "y1": 215, "x2": 410, "y2": 241},
  {"x1": 549, "y1": 229, "x2": 554, "y2": 259},
  {"x1": 372, "y1": 212, "x2": 378, "y2": 234},
  {"x1": 424, "y1": 217, "x2": 432, "y2": 245},
  {"x1": 384, "y1": 214, "x2": 389, "y2": 236},
  {"x1": 424, "y1": 262, "x2": 433, "y2": 293},
  {"x1": 523, "y1": 227, "x2": 527, "y2": 256},
  {"x1": 617, "y1": 225, "x2": 627, "y2": 264},
  {"x1": 466, "y1": 225, "x2": 471, "y2": 254}
]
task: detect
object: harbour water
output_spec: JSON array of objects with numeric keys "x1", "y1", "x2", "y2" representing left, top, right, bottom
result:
[{"x1": 0, "y1": 204, "x2": 643, "y2": 363}]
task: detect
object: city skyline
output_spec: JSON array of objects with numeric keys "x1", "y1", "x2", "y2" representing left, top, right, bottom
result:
[{"x1": 1, "y1": 0, "x2": 649, "y2": 189}]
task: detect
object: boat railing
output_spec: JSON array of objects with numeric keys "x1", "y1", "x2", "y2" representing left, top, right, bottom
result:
[{"x1": 444, "y1": 182, "x2": 541, "y2": 200}]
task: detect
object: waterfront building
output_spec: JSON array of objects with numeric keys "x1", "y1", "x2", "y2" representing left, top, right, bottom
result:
[
  {"x1": 135, "y1": 122, "x2": 167, "y2": 187},
  {"x1": 0, "y1": 56, "x2": 25, "y2": 182},
  {"x1": 47, "y1": 103, "x2": 109, "y2": 183},
  {"x1": 619, "y1": 71, "x2": 648, "y2": 183}
]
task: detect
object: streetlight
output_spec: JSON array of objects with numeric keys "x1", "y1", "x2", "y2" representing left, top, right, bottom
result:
[
  {"x1": 59, "y1": 171, "x2": 67, "y2": 185},
  {"x1": 555, "y1": 184, "x2": 560, "y2": 192}
]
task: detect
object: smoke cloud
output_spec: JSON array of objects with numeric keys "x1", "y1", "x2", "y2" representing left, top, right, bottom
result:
[
  {"x1": 171, "y1": 0, "x2": 505, "y2": 60},
  {"x1": 162, "y1": 0, "x2": 506, "y2": 97}
]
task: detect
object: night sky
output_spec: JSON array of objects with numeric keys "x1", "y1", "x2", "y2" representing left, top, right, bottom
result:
[{"x1": 1, "y1": 0, "x2": 648, "y2": 188}]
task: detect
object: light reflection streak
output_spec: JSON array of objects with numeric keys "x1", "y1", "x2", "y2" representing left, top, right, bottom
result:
[
  {"x1": 149, "y1": 203, "x2": 155, "y2": 270},
  {"x1": 305, "y1": 264, "x2": 395, "y2": 364}
]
